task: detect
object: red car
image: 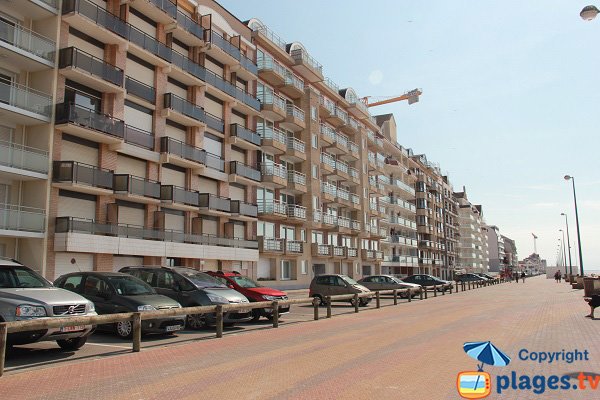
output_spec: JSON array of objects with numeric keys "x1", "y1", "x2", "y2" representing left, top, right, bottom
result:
[{"x1": 207, "y1": 271, "x2": 289, "y2": 321}]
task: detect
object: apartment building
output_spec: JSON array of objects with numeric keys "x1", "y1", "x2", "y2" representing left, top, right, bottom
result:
[
  {"x1": 441, "y1": 176, "x2": 460, "y2": 279},
  {"x1": 486, "y1": 224, "x2": 504, "y2": 272},
  {"x1": 454, "y1": 188, "x2": 488, "y2": 272},
  {"x1": 376, "y1": 114, "x2": 419, "y2": 277},
  {"x1": 501, "y1": 235, "x2": 518, "y2": 267},
  {"x1": 0, "y1": 0, "x2": 58, "y2": 270}
]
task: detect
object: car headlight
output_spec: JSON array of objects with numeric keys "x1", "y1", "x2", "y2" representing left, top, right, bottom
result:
[
  {"x1": 87, "y1": 302, "x2": 95, "y2": 312},
  {"x1": 16, "y1": 305, "x2": 47, "y2": 317},
  {"x1": 262, "y1": 295, "x2": 276, "y2": 301},
  {"x1": 207, "y1": 294, "x2": 229, "y2": 304},
  {"x1": 137, "y1": 305, "x2": 157, "y2": 312}
]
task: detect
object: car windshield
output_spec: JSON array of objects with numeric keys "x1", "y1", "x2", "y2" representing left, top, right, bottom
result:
[
  {"x1": 0, "y1": 267, "x2": 51, "y2": 288},
  {"x1": 178, "y1": 270, "x2": 226, "y2": 289},
  {"x1": 392, "y1": 277, "x2": 405, "y2": 284},
  {"x1": 342, "y1": 276, "x2": 359, "y2": 285},
  {"x1": 107, "y1": 276, "x2": 155, "y2": 296},
  {"x1": 231, "y1": 276, "x2": 261, "y2": 288}
]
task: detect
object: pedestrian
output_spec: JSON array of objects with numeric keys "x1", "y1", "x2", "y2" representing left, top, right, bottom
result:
[
  {"x1": 585, "y1": 295, "x2": 600, "y2": 319},
  {"x1": 554, "y1": 270, "x2": 561, "y2": 283},
  {"x1": 521, "y1": 271, "x2": 526, "y2": 283},
  {"x1": 513, "y1": 271, "x2": 519, "y2": 283}
]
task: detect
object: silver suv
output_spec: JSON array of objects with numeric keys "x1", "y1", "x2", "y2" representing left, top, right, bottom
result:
[{"x1": 0, "y1": 258, "x2": 96, "y2": 350}]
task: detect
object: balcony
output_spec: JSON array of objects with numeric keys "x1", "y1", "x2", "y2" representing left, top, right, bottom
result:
[
  {"x1": 0, "y1": 18, "x2": 55, "y2": 71},
  {"x1": 203, "y1": 30, "x2": 258, "y2": 79},
  {"x1": 279, "y1": 71, "x2": 304, "y2": 99},
  {"x1": 113, "y1": 174, "x2": 161, "y2": 205},
  {"x1": 332, "y1": 246, "x2": 346, "y2": 258},
  {"x1": 205, "y1": 152, "x2": 225, "y2": 172},
  {"x1": 125, "y1": 77, "x2": 156, "y2": 106},
  {"x1": 258, "y1": 199, "x2": 287, "y2": 220},
  {"x1": 61, "y1": 0, "x2": 128, "y2": 46},
  {"x1": 56, "y1": 102, "x2": 124, "y2": 144},
  {"x1": 159, "y1": 137, "x2": 206, "y2": 171},
  {"x1": 335, "y1": 160, "x2": 349, "y2": 180},
  {"x1": 287, "y1": 170, "x2": 307, "y2": 194},
  {"x1": 311, "y1": 243, "x2": 332, "y2": 258},
  {"x1": 320, "y1": 123, "x2": 336, "y2": 145},
  {"x1": 0, "y1": 204, "x2": 46, "y2": 238},
  {"x1": 162, "y1": 93, "x2": 206, "y2": 127},
  {"x1": 257, "y1": 55, "x2": 285, "y2": 87},
  {"x1": 0, "y1": 140, "x2": 48, "y2": 180},
  {"x1": 319, "y1": 95, "x2": 335, "y2": 117},
  {"x1": 230, "y1": 200, "x2": 258, "y2": 221},
  {"x1": 347, "y1": 168, "x2": 360, "y2": 185},
  {"x1": 169, "y1": 10, "x2": 204, "y2": 48},
  {"x1": 337, "y1": 216, "x2": 351, "y2": 232},
  {"x1": 285, "y1": 136, "x2": 306, "y2": 162},
  {"x1": 347, "y1": 247, "x2": 359, "y2": 259},
  {"x1": 261, "y1": 163, "x2": 287, "y2": 188},
  {"x1": 229, "y1": 124, "x2": 261, "y2": 151},
  {"x1": 419, "y1": 258, "x2": 433, "y2": 266},
  {"x1": 320, "y1": 181, "x2": 337, "y2": 203},
  {"x1": 312, "y1": 208, "x2": 322, "y2": 224},
  {"x1": 59, "y1": 47, "x2": 124, "y2": 93},
  {"x1": 285, "y1": 240, "x2": 304, "y2": 256},
  {"x1": 0, "y1": 81, "x2": 52, "y2": 125},
  {"x1": 229, "y1": 161, "x2": 261, "y2": 186},
  {"x1": 336, "y1": 187, "x2": 351, "y2": 205},
  {"x1": 375, "y1": 251, "x2": 384, "y2": 261},
  {"x1": 53, "y1": 161, "x2": 113, "y2": 195},
  {"x1": 290, "y1": 47, "x2": 323, "y2": 83},
  {"x1": 328, "y1": 133, "x2": 348, "y2": 154},
  {"x1": 321, "y1": 213, "x2": 337, "y2": 228},
  {"x1": 349, "y1": 194, "x2": 360, "y2": 209},
  {"x1": 259, "y1": 237, "x2": 285, "y2": 255},
  {"x1": 258, "y1": 126, "x2": 287, "y2": 155},
  {"x1": 258, "y1": 91, "x2": 286, "y2": 121},
  {"x1": 54, "y1": 217, "x2": 259, "y2": 260},
  {"x1": 8, "y1": 0, "x2": 58, "y2": 20},
  {"x1": 361, "y1": 249, "x2": 376, "y2": 261},
  {"x1": 320, "y1": 152, "x2": 336, "y2": 174},
  {"x1": 326, "y1": 107, "x2": 349, "y2": 127},
  {"x1": 131, "y1": 0, "x2": 177, "y2": 24},
  {"x1": 351, "y1": 220, "x2": 361, "y2": 232},
  {"x1": 160, "y1": 185, "x2": 200, "y2": 212},
  {"x1": 199, "y1": 193, "x2": 231, "y2": 216},
  {"x1": 286, "y1": 204, "x2": 307, "y2": 223}
]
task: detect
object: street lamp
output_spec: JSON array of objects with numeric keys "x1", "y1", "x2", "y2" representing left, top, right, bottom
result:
[
  {"x1": 560, "y1": 213, "x2": 573, "y2": 276},
  {"x1": 564, "y1": 175, "x2": 584, "y2": 275},
  {"x1": 581, "y1": 5, "x2": 600, "y2": 20},
  {"x1": 559, "y1": 230, "x2": 568, "y2": 276}
]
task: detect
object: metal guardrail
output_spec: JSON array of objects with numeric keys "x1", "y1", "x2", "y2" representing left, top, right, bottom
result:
[{"x1": 0, "y1": 277, "x2": 507, "y2": 376}]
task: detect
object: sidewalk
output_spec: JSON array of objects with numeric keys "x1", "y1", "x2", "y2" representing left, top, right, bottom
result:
[{"x1": 1, "y1": 277, "x2": 598, "y2": 400}]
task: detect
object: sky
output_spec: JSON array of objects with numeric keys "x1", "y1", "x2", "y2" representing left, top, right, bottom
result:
[{"x1": 219, "y1": 0, "x2": 600, "y2": 269}]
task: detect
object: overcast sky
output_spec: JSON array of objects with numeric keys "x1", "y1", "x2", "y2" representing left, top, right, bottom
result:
[{"x1": 220, "y1": 0, "x2": 600, "y2": 269}]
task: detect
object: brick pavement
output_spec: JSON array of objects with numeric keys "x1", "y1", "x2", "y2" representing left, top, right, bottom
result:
[{"x1": 0, "y1": 276, "x2": 598, "y2": 400}]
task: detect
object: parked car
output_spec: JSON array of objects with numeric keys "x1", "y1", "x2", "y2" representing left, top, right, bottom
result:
[
  {"x1": 477, "y1": 273, "x2": 496, "y2": 280},
  {"x1": 454, "y1": 273, "x2": 485, "y2": 283},
  {"x1": 207, "y1": 271, "x2": 289, "y2": 321},
  {"x1": 309, "y1": 274, "x2": 372, "y2": 306},
  {"x1": 119, "y1": 266, "x2": 252, "y2": 329},
  {"x1": 54, "y1": 272, "x2": 185, "y2": 339},
  {"x1": 0, "y1": 258, "x2": 96, "y2": 350},
  {"x1": 402, "y1": 274, "x2": 453, "y2": 291},
  {"x1": 358, "y1": 275, "x2": 423, "y2": 298}
]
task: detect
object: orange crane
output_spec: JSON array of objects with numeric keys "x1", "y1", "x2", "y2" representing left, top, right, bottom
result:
[{"x1": 361, "y1": 89, "x2": 422, "y2": 107}]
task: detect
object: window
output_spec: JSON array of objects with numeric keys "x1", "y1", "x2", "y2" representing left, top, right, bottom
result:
[
  {"x1": 312, "y1": 134, "x2": 317, "y2": 149},
  {"x1": 61, "y1": 275, "x2": 84, "y2": 293},
  {"x1": 312, "y1": 164, "x2": 318, "y2": 178},
  {"x1": 311, "y1": 106, "x2": 317, "y2": 121},
  {"x1": 301, "y1": 260, "x2": 308, "y2": 275},
  {"x1": 281, "y1": 261, "x2": 291, "y2": 280}
]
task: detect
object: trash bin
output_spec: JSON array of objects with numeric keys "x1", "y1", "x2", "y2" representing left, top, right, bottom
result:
[
  {"x1": 572, "y1": 276, "x2": 585, "y2": 290},
  {"x1": 583, "y1": 277, "x2": 600, "y2": 297}
]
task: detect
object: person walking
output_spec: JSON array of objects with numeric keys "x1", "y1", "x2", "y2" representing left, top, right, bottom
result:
[
  {"x1": 521, "y1": 271, "x2": 526, "y2": 283},
  {"x1": 554, "y1": 270, "x2": 561, "y2": 283},
  {"x1": 513, "y1": 271, "x2": 519, "y2": 283},
  {"x1": 585, "y1": 295, "x2": 600, "y2": 319}
]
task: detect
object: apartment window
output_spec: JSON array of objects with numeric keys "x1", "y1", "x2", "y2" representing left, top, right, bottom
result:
[
  {"x1": 312, "y1": 164, "x2": 318, "y2": 179},
  {"x1": 300, "y1": 229, "x2": 306, "y2": 241},
  {"x1": 310, "y1": 106, "x2": 317, "y2": 121},
  {"x1": 363, "y1": 188, "x2": 368, "y2": 198},
  {"x1": 311, "y1": 134, "x2": 317, "y2": 149},
  {"x1": 301, "y1": 260, "x2": 308, "y2": 275},
  {"x1": 281, "y1": 261, "x2": 291, "y2": 280},
  {"x1": 363, "y1": 163, "x2": 367, "y2": 174}
]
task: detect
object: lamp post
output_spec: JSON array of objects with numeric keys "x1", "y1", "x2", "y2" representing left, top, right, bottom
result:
[
  {"x1": 560, "y1": 213, "x2": 573, "y2": 276},
  {"x1": 564, "y1": 175, "x2": 584, "y2": 276},
  {"x1": 581, "y1": 5, "x2": 600, "y2": 20},
  {"x1": 559, "y1": 230, "x2": 568, "y2": 276}
]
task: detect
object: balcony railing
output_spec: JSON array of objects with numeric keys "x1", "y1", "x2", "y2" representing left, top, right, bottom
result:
[
  {"x1": 315, "y1": 244, "x2": 331, "y2": 256},
  {"x1": 114, "y1": 175, "x2": 160, "y2": 199},
  {"x1": 335, "y1": 133, "x2": 348, "y2": 149},
  {"x1": 56, "y1": 102, "x2": 124, "y2": 138},
  {"x1": 333, "y1": 246, "x2": 346, "y2": 257},
  {"x1": 258, "y1": 199, "x2": 287, "y2": 216},
  {"x1": 230, "y1": 200, "x2": 258, "y2": 218},
  {"x1": 261, "y1": 237, "x2": 284, "y2": 252},
  {"x1": 164, "y1": 93, "x2": 205, "y2": 123},
  {"x1": 320, "y1": 152, "x2": 336, "y2": 169},
  {"x1": 161, "y1": 185, "x2": 199, "y2": 207},
  {"x1": 125, "y1": 76, "x2": 155, "y2": 103},
  {"x1": 206, "y1": 30, "x2": 257, "y2": 76},
  {"x1": 257, "y1": 90, "x2": 286, "y2": 110},
  {"x1": 324, "y1": 77, "x2": 339, "y2": 94},
  {"x1": 286, "y1": 240, "x2": 304, "y2": 254},
  {"x1": 287, "y1": 170, "x2": 306, "y2": 186},
  {"x1": 230, "y1": 124, "x2": 261, "y2": 147},
  {"x1": 199, "y1": 193, "x2": 231, "y2": 213},
  {"x1": 176, "y1": 10, "x2": 204, "y2": 42},
  {"x1": 313, "y1": 208, "x2": 322, "y2": 223},
  {"x1": 160, "y1": 136, "x2": 206, "y2": 165},
  {"x1": 348, "y1": 141, "x2": 359, "y2": 154},
  {"x1": 59, "y1": 47, "x2": 123, "y2": 86},
  {"x1": 347, "y1": 247, "x2": 358, "y2": 258},
  {"x1": 0, "y1": 204, "x2": 46, "y2": 233},
  {"x1": 0, "y1": 81, "x2": 52, "y2": 118},
  {"x1": 290, "y1": 48, "x2": 323, "y2": 75},
  {"x1": 261, "y1": 162, "x2": 287, "y2": 179},
  {"x1": 320, "y1": 181, "x2": 337, "y2": 197},
  {"x1": 337, "y1": 187, "x2": 350, "y2": 201},
  {"x1": 62, "y1": 0, "x2": 129, "y2": 38},
  {"x1": 53, "y1": 161, "x2": 113, "y2": 190},
  {"x1": 0, "y1": 18, "x2": 56, "y2": 63},
  {"x1": 320, "y1": 123, "x2": 336, "y2": 142},
  {"x1": 229, "y1": 161, "x2": 261, "y2": 182},
  {"x1": 124, "y1": 125, "x2": 154, "y2": 150},
  {"x1": 56, "y1": 216, "x2": 257, "y2": 249},
  {"x1": 336, "y1": 160, "x2": 349, "y2": 174},
  {"x1": 351, "y1": 220, "x2": 361, "y2": 231},
  {"x1": 284, "y1": 71, "x2": 304, "y2": 91},
  {"x1": 322, "y1": 213, "x2": 337, "y2": 226},
  {"x1": 0, "y1": 140, "x2": 48, "y2": 174},
  {"x1": 320, "y1": 95, "x2": 335, "y2": 114},
  {"x1": 349, "y1": 167, "x2": 359, "y2": 180},
  {"x1": 334, "y1": 107, "x2": 349, "y2": 124},
  {"x1": 257, "y1": 55, "x2": 286, "y2": 77},
  {"x1": 258, "y1": 126, "x2": 287, "y2": 146},
  {"x1": 205, "y1": 152, "x2": 224, "y2": 172},
  {"x1": 285, "y1": 103, "x2": 305, "y2": 121},
  {"x1": 338, "y1": 216, "x2": 351, "y2": 229},
  {"x1": 149, "y1": 0, "x2": 177, "y2": 19},
  {"x1": 287, "y1": 136, "x2": 305, "y2": 154},
  {"x1": 287, "y1": 204, "x2": 307, "y2": 220}
]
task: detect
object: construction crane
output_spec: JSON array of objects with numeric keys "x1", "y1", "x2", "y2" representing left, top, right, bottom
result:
[{"x1": 361, "y1": 89, "x2": 422, "y2": 108}]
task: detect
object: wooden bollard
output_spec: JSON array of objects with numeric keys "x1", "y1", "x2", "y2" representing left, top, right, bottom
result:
[
  {"x1": 354, "y1": 294, "x2": 359, "y2": 313},
  {"x1": 424, "y1": 288, "x2": 428, "y2": 299},
  {"x1": 326, "y1": 296, "x2": 332, "y2": 318},
  {"x1": 468, "y1": 281, "x2": 471, "y2": 290},
  {"x1": 420, "y1": 289, "x2": 424, "y2": 300},
  {"x1": 433, "y1": 285, "x2": 437, "y2": 297},
  {"x1": 408, "y1": 290, "x2": 412, "y2": 302},
  {"x1": 272, "y1": 301, "x2": 279, "y2": 328},
  {"x1": 393, "y1": 289, "x2": 398, "y2": 305},
  {"x1": 376, "y1": 291, "x2": 380, "y2": 309},
  {"x1": 0, "y1": 323, "x2": 7, "y2": 377},
  {"x1": 132, "y1": 312, "x2": 142, "y2": 352},
  {"x1": 449, "y1": 285, "x2": 453, "y2": 294},
  {"x1": 216, "y1": 305, "x2": 223, "y2": 338},
  {"x1": 442, "y1": 285, "x2": 445, "y2": 295},
  {"x1": 313, "y1": 297, "x2": 319, "y2": 320}
]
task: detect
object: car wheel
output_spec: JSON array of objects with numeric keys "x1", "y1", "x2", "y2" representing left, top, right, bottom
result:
[
  {"x1": 223, "y1": 322, "x2": 235, "y2": 328},
  {"x1": 115, "y1": 321, "x2": 133, "y2": 339},
  {"x1": 359, "y1": 298, "x2": 370, "y2": 307},
  {"x1": 57, "y1": 336, "x2": 88, "y2": 350},
  {"x1": 313, "y1": 295, "x2": 326, "y2": 307},
  {"x1": 251, "y1": 309, "x2": 262, "y2": 322},
  {"x1": 350, "y1": 297, "x2": 359, "y2": 307},
  {"x1": 187, "y1": 314, "x2": 208, "y2": 330}
]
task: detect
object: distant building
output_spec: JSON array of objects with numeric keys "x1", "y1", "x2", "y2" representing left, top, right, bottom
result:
[{"x1": 454, "y1": 188, "x2": 488, "y2": 272}]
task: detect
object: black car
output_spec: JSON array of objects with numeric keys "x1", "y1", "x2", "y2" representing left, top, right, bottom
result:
[
  {"x1": 119, "y1": 266, "x2": 252, "y2": 329},
  {"x1": 454, "y1": 273, "x2": 485, "y2": 283},
  {"x1": 402, "y1": 274, "x2": 453, "y2": 291},
  {"x1": 55, "y1": 272, "x2": 185, "y2": 339},
  {"x1": 476, "y1": 273, "x2": 496, "y2": 280}
]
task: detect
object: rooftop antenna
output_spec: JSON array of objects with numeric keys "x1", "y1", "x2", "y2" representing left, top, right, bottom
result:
[{"x1": 531, "y1": 233, "x2": 538, "y2": 254}]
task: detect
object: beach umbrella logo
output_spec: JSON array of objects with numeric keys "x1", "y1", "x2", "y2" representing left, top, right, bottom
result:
[{"x1": 457, "y1": 341, "x2": 511, "y2": 399}]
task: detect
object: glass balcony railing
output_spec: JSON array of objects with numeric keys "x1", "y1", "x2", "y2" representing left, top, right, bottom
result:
[
  {"x1": 313, "y1": 208, "x2": 322, "y2": 223},
  {"x1": 205, "y1": 152, "x2": 225, "y2": 172},
  {"x1": 230, "y1": 124, "x2": 261, "y2": 147},
  {"x1": 0, "y1": 18, "x2": 56, "y2": 63},
  {"x1": 338, "y1": 216, "x2": 351, "y2": 229},
  {"x1": 257, "y1": 90, "x2": 286, "y2": 110},
  {"x1": 149, "y1": 0, "x2": 177, "y2": 19},
  {"x1": 320, "y1": 95, "x2": 335, "y2": 114},
  {"x1": 62, "y1": 0, "x2": 129, "y2": 38},
  {"x1": 0, "y1": 204, "x2": 46, "y2": 233},
  {"x1": 160, "y1": 136, "x2": 206, "y2": 165},
  {"x1": 0, "y1": 140, "x2": 48, "y2": 174},
  {"x1": 229, "y1": 161, "x2": 261, "y2": 182},
  {"x1": 348, "y1": 141, "x2": 359, "y2": 153},
  {"x1": 261, "y1": 162, "x2": 287, "y2": 179},
  {"x1": 287, "y1": 136, "x2": 305, "y2": 154},
  {"x1": 164, "y1": 93, "x2": 205, "y2": 123},
  {"x1": 324, "y1": 77, "x2": 339, "y2": 94},
  {"x1": 207, "y1": 30, "x2": 257, "y2": 76},
  {"x1": 205, "y1": 111, "x2": 224, "y2": 133},
  {"x1": 176, "y1": 10, "x2": 204, "y2": 42},
  {"x1": 59, "y1": 47, "x2": 123, "y2": 86},
  {"x1": 290, "y1": 48, "x2": 323, "y2": 75},
  {"x1": 55, "y1": 217, "x2": 257, "y2": 249},
  {"x1": 230, "y1": 200, "x2": 258, "y2": 218},
  {"x1": 124, "y1": 125, "x2": 154, "y2": 150},
  {"x1": 128, "y1": 22, "x2": 172, "y2": 62},
  {"x1": 55, "y1": 102, "x2": 124, "y2": 139},
  {"x1": 284, "y1": 71, "x2": 304, "y2": 91},
  {"x1": 258, "y1": 199, "x2": 287, "y2": 215},
  {"x1": 349, "y1": 167, "x2": 359, "y2": 180},
  {"x1": 113, "y1": 175, "x2": 160, "y2": 199},
  {"x1": 257, "y1": 55, "x2": 285, "y2": 77},
  {"x1": 161, "y1": 185, "x2": 200, "y2": 207},
  {"x1": 322, "y1": 213, "x2": 337, "y2": 225},
  {"x1": 320, "y1": 152, "x2": 336, "y2": 169},
  {"x1": 258, "y1": 125, "x2": 287, "y2": 145},
  {"x1": 249, "y1": 22, "x2": 287, "y2": 51},
  {"x1": 53, "y1": 161, "x2": 113, "y2": 190},
  {"x1": 125, "y1": 76, "x2": 155, "y2": 103},
  {"x1": 337, "y1": 187, "x2": 350, "y2": 201},
  {"x1": 261, "y1": 237, "x2": 284, "y2": 252},
  {"x1": 0, "y1": 81, "x2": 52, "y2": 118},
  {"x1": 320, "y1": 181, "x2": 337, "y2": 197},
  {"x1": 336, "y1": 160, "x2": 349, "y2": 174},
  {"x1": 335, "y1": 133, "x2": 348, "y2": 149},
  {"x1": 350, "y1": 193, "x2": 360, "y2": 204},
  {"x1": 199, "y1": 193, "x2": 231, "y2": 213},
  {"x1": 334, "y1": 107, "x2": 349, "y2": 124}
]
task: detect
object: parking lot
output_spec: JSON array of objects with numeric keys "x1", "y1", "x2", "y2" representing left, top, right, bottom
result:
[{"x1": 3, "y1": 289, "x2": 429, "y2": 375}]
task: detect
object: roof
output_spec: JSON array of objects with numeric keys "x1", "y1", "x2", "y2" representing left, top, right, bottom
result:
[{"x1": 375, "y1": 113, "x2": 394, "y2": 126}]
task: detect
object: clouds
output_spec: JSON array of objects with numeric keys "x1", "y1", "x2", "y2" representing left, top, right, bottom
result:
[{"x1": 368, "y1": 69, "x2": 384, "y2": 85}]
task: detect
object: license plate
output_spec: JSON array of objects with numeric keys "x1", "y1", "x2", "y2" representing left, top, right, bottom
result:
[
  {"x1": 165, "y1": 325, "x2": 182, "y2": 332},
  {"x1": 236, "y1": 308, "x2": 251, "y2": 314},
  {"x1": 60, "y1": 325, "x2": 85, "y2": 333}
]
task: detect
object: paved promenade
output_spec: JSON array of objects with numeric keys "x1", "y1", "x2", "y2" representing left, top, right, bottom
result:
[{"x1": 1, "y1": 276, "x2": 598, "y2": 399}]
